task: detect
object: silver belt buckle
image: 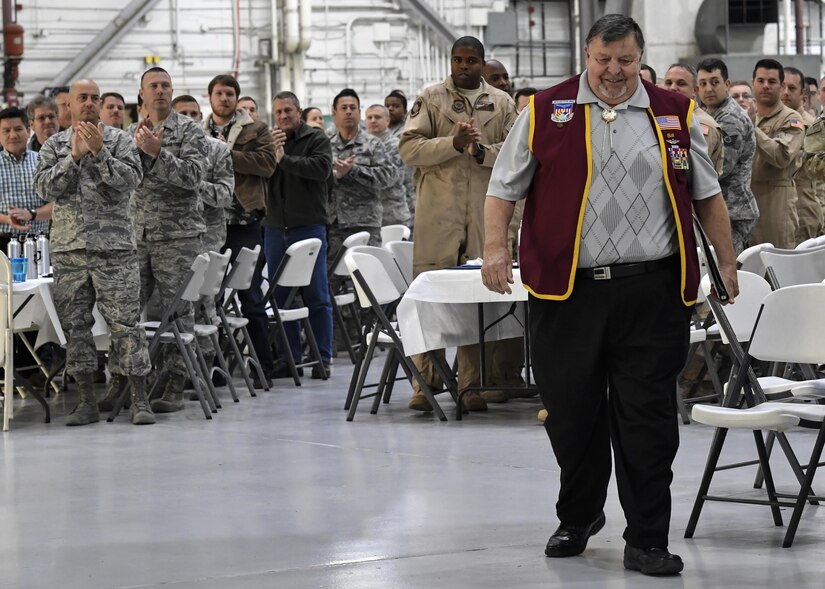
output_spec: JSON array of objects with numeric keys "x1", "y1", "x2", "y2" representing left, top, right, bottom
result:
[{"x1": 593, "y1": 266, "x2": 611, "y2": 280}]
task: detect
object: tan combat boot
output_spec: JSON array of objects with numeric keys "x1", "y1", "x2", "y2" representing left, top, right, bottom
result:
[
  {"x1": 65, "y1": 373, "x2": 100, "y2": 426},
  {"x1": 150, "y1": 373, "x2": 185, "y2": 413},
  {"x1": 97, "y1": 374, "x2": 127, "y2": 412},
  {"x1": 129, "y1": 375, "x2": 156, "y2": 425}
]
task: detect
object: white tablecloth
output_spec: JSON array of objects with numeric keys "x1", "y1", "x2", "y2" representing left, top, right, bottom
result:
[{"x1": 396, "y1": 267, "x2": 528, "y2": 356}]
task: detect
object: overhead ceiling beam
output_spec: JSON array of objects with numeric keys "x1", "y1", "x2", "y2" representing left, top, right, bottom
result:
[
  {"x1": 47, "y1": 0, "x2": 162, "y2": 87},
  {"x1": 399, "y1": 0, "x2": 461, "y2": 46}
]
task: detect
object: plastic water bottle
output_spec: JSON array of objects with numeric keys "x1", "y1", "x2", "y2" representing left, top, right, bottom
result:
[
  {"x1": 36, "y1": 234, "x2": 50, "y2": 276},
  {"x1": 24, "y1": 235, "x2": 37, "y2": 279}
]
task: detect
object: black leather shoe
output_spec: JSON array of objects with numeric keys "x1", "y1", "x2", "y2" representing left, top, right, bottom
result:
[
  {"x1": 270, "y1": 362, "x2": 303, "y2": 379},
  {"x1": 545, "y1": 511, "x2": 605, "y2": 557},
  {"x1": 311, "y1": 362, "x2": 330, "y2": 380},
  {"x1": 623, "y1": 545, "x2": 683, "y2": 575}
]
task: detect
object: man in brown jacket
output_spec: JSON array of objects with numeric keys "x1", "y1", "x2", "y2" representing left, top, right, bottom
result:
[
  {"x1": 399, "y1": 36, "x2": 519, "y2": 412},
  {"x1": 750, "y1": 59, "x2": 805, "y2": 249},
  {"x1": 204, "y1": 74, "x2": 279, "y2": 385},
  {"x1": 781, "y1": 66, "x2": 823, "y2": 242}
]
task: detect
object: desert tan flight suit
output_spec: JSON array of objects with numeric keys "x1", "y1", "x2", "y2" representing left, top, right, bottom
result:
[
  {"x1": 750, "y1": 102, "x2": 805, "y2": 249},
  {"x1": 696, "y1": 107, "x2": 724, "y2": 176},
  {"x1": 795, "y1": 109, "x2": 824, "y2": 242},
  {"x1": 399, "y1": 76, "x2": 520, "y2": 401}
]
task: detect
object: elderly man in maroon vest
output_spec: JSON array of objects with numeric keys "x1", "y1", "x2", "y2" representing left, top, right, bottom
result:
[{"x1": 481, "y1": 14, "x2": 737, "y2": 576}]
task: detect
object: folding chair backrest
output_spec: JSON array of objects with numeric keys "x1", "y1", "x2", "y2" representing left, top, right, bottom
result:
[
  {"x1": 760, "y1": 244, "x2": 825, "y2": 287},
  {"x1": 795, "y1": 235, "x2": 825, "y2": 250},
  {"x1": 331, "y1": 231, "x2": 370, "y2": 277},
  {"x1": 700, "y1": 270, "x2": 772, "y2": 344},
  {"x1": 200, "y1": 250, "x2": 232, "y2": 299},
  {"x1": 224, "y1": 245, "x2": 261, "y2": 291},
  {"x1": 275, "y1": 238, "x2": 321, "y2": 288},
  {"x1": 380, "y1": 224, "x2": 410, "y2": 246},
  {"x1": 747, "y1": 284, "x2": 825, "y2": 364},
  {"x1": 385, "y1": 240, "x2": 413, "y2": 287},
  {"x1": 348, "y1": 245, "x2": 408, "y2": 295},
  {"x1": 737, "y1": 242, "x2": 773, "y2": 276},
  {"x1": 179, "y1": 253, "x2": 211, "y2": 303},
  {"x1": 345, "y1": 252, "x2": 402, "y2": 307}
]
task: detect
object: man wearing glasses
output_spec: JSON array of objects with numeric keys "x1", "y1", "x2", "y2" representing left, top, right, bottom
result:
[{"x1": 25, "y1": 96, "x2": 60, "y2": 153}]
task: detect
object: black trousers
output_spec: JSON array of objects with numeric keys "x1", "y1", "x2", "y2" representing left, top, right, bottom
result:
[
  {"x1": 529, "y1": 259, "x2": 691, "y2": 548},
  {"x1": 223, "y1": 222, "x2": 275, "y2": 371}
]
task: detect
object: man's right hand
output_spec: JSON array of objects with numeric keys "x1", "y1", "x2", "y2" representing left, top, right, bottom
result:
[
  {"x1": 481, "y1": 244, "x2": 514, "y2": 295},
  {"x1": 453, "y1": 118, "x2": 482, "y2": 151},
  {"x1": 71, "y1": 128, "x2": 90, "y2": 162}
]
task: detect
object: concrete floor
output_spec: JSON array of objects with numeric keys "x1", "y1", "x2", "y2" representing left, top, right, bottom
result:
[{"x1": 1, "y1": 357, "x2": 825, "y2": 589}]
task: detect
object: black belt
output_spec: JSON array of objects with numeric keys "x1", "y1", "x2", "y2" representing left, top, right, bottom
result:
[{"x1": 577, "y1": 255, "x2": 677, "y2": 280}]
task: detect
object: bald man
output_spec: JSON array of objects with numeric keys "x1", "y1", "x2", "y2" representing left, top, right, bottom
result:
[
  {"x1": 34, "y1": 79, "x2": 154, "y2": 426},
  {"x1": 483, "y1": 60, "x2": 512, "y2": 95}
]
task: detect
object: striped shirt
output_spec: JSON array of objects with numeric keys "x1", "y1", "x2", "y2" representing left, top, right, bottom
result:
[{"x1": 0, "y1": 149, "x2": 48, "y2": 236}]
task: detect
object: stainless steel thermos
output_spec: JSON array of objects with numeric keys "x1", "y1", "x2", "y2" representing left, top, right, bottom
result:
[
  {"x1": 6, "y1": 237, "x2": 20, "y2": 260},
  {"x1": 24, "y1": 236, "x2": 37, "y2": 279},
  {"x1": 36, "y1": 234, "x2": 50, "y2": 276}
]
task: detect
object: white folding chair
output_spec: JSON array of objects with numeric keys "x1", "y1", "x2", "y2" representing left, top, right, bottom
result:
[
  {"x1": 218, "y1": 245, "x2": 267, "y2": 396},
  {"x1": 111, "y1": 254, "x2": 215, "y2": 421},
  {"x1": 760, "y1": 243, "x2": 825, "y2": 289},
  {"x1": 194, "y1": 250, "x2": 239, "y2": 403},
  {"x1": 385, "y1": 240, "x2": 413, "y2": 287},
  {"x1": 685, "y1": 284, "x2": 825, "y2": 547},
  {"x1": 328, "y1": 231, "x2": 371, "y2": 364},
  {"x1": 795, "y1": 234, "x2": 825, "y2": 250},
  {"x1": 737, "y1": 242, "x2": 774, "y2": 276},
  {"x1": 344, "y1": 251, "x2": 453, "y2": 422},
  {"x1": 0, "y1": 253, "x2": 14, "y2": 431},
  {"x1": 380, "y1": 224, "x2": 410, "y2": 247},
  {"x1": 263, "y1": 238, "x2": 327, "y2": 385}
]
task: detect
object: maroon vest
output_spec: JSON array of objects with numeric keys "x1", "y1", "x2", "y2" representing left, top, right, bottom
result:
[{"x1": 519, "y1": 75, "x2": 700, "y2": 305}]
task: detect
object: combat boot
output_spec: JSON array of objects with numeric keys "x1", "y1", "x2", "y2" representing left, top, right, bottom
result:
[
  {"x1": 129, "y1": 375, "x2": 156, "y2": 425},
  {"x1": 462, "y1": 391, "x2": 488, "y2": 411},
  {"x1": 150, "y1": 373, "x2": 185, "y2": 413},
  {"x1": 65, "y1": 373, "x2": 100, "y2": 426},
  {"x1": 97, "y1": 374, "x2": 127, "y2": 412}
]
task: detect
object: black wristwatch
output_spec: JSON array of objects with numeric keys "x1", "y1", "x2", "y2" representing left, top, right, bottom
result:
[
  {"x1": 29, "y1": 208, "x2": 37, "y2": 221},
  {"x1": 474, "y1": 143, "x2": 486, "y2": 163}
]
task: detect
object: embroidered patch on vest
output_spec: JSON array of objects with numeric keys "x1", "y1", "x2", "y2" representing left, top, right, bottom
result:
[
  {"x1": 551, "y1": 100, "x2": 575, "y2": 123},
  {"x1": 789, "y1": 119, "x2": 805, "y2": 130},
  {"x1": 453, "y1": 100, "x2": 466, "y2": 113},
  {"x1": 668, "y1": 144, "x2": 689, "y2": 170},
  {"x1": 656, "y1": 115, "x2": 682, "y2": 130},
  {"x1": 475, "y1": 101, "x2": 495, "y2": 112}
]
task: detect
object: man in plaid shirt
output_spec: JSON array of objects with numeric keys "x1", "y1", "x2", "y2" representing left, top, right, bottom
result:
[{"x1": 0, "y1": 107, "x2": 51, "y2": 253}]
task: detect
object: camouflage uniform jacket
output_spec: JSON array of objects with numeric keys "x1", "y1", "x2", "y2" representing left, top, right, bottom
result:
[
  {"x1": 34, "y1": 125, "x2": 143, "y2": 253},
  {"x1": 707, "y1": 95, "x2": 759, "y2": 222},
  {"x1": 373, "y1": 128, "x2": 412, "y2": 226},
  {"x1": 329, "y1": 127, "x2": 394, "y2": 227},
  {"x1": 201, "y1": 135, "x2": 235, "y2": 235},
  {"x1": 128, "y1": 110, "x2": 208, "y2": 241}
]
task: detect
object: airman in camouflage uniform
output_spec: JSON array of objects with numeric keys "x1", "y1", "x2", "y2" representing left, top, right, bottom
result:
[
  {"x1": 698, "y1": 58, "x2": 760, "y2": 254},
  {"x1": 802, "y1": 114, "x2": 825, "y2": 233},
  {"x1": 130, "y1": 68, "x2": 208, "y2": 413},
  {"x1": 327, "y1": 89, "x2": 394, "y2": 260},
  {"x1": 365, "y1": 104, "x2": 411, "y2": 227},
  {"x1": 34, "y1": 79, "x2": 154, "y2": 426},
  {"x1": 172, "y1": 95, "x2": 235, "y2": 369}
]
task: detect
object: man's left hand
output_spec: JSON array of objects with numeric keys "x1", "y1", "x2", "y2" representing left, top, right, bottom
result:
[
  {"x1": 76, "y1": 121, "x2": 104, "y2": 155},
  {"x1": 135, "y1": 125, "x2": 164, "y2": 158},
  {"x1": 6, "y1": 208, "x2": 32, "y2": 231},
  {"x1": 333, "y1": 156, "x2": 355, "y2": 179}
]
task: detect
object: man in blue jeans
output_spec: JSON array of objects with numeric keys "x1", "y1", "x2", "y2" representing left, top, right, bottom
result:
[{"x1": 264, "y1": 90, "x2": 334, "y2": 378}]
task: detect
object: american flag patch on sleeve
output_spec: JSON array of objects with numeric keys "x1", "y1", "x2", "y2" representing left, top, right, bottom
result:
[
  {"x1": 655, "y1": 115, "x2": 681, "y2": 130},
  {"x1": 789, "y1": 119, "x2": 805, "y2": 130}
]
